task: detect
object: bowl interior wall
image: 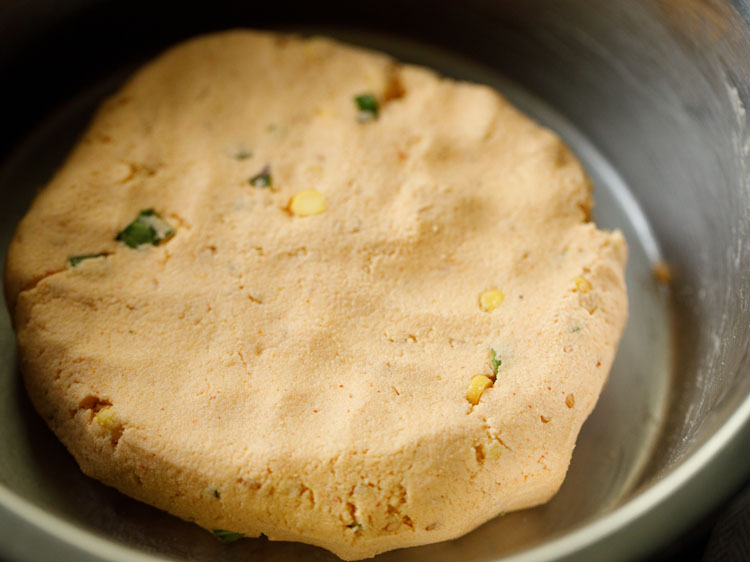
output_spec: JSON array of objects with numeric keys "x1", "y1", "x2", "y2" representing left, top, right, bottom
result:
[{"x1": 0, "y1": 1, "x2": 748, "y2": 561}]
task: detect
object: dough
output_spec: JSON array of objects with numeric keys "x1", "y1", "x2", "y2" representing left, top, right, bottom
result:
[{"x1": 4, "y1": 30, "x2": 627, "y2": 560}]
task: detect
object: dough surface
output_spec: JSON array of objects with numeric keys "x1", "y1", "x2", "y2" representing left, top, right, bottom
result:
[{"x1": 4, "y1": 31, "x2": 628, "y2": 560}]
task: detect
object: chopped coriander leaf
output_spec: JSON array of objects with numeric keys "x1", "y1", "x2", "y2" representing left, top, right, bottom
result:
[
  {"x1": 139, "y1": 210, "x2": 175, "y2": 239},
  {"x1": 489, "y1": 348, "x2": 502, "y2": 378},
  {"x1": 234, "y1": 149, "x2": 252, "y2": 160},
  {"x1": 212, "y1": 529, "x2": 244, "y2": 543},
  {"x1": 69, "y1": 253, "x2": 108, "y2": 266},
  {"x1": 354, "y1": 93, "x2": 378, "y2": 122},
  {"x1": 249, "y1": 164, "x2": 272, "y2": 188},
  {"x1": 213, "y1": 489, "x2": 220, "y2": 499},
  {"x1": 116, "y1": 219, "x2": 154, "y2": 248},
  {"x1": 116, "y1": 209, "x2": 175, "y2": 248},
  {"x1": 347, "y1": 523, "x2": 363, "y2": 530}
]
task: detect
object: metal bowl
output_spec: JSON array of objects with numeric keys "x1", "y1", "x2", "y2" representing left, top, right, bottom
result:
[{"x1": 0, "y1": 1, "x2": 748, "y2": 560}]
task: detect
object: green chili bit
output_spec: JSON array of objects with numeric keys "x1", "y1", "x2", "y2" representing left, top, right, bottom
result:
[
  {"x1": 116, "y1": 209, "x2": 175, "y2": 249},
  {"x1": 354, "y1": 93, "x2": 379, "y2": 122},
  {"x1": 249, "y1": 165, "x2": 272, "y2": 188},
  {"x1": 212, "y1": 529, "x2": 245, "y2": 543},
  {"x1": 489, "y1": 348, "x2": 502, "y2": 378},
  {"x1": 234, "y1": 149, "x2": 252, "y2": 160},
  {"x1": 69, "y1": 253, "x2": 108, "y2": 267}
]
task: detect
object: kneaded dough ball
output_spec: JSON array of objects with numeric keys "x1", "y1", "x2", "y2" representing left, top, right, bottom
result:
[{"x1": 4, "y1": 31, "x2": 627, "y2": 560}]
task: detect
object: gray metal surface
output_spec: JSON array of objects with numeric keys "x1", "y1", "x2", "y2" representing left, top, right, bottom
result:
[{"x1": 0, "y1": 1, "x2": 748, "y2": 561}]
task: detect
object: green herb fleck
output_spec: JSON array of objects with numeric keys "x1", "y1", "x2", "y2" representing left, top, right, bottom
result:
[
  {"x1": 499, "y1": 511, "x2": 507, "y2": 517},
  {"x1": 234, "y1": 149, "x2": 252, "y2": 160},
  {"x1": 69, "y1": 253, "x2": 108, "y2": 267},
  {"x1": 117, "y1": 219, "x2": 153, "y2": 247},
  {"x1": 116, "y1": 209, "x2": 174, "y2": 249},
  {"x1": 249, "y1": 165, "x2": 272, "y2": 188},
  {"x1": 212, "y1": 529, "x2": 244, "y2": 543},
  {"x1": 489, "y1": 348, "x2": 502, "y2": 378},
  {"x1": 354, "y1": 93, "x2": 378, "y2": 122},
  {"x1": 212, "y1": 489, "x2": 220, "y2": 499},
  {"x1": 571, "y1": 326, "x2": 582, "y2": 333},
  {"x1": 347, "y1": 523, "x2": 363, "y2": 531}
]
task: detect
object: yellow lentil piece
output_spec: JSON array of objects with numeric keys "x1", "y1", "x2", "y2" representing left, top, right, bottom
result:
[
  {"x1": 573, "y1": 276, "x2": 592, "y2": 293},
  {"x1": 652, "y1": 261, "x2": 672, "y2": 285},
  {"x1": 486, "y1": 440, "x2": 503, "y2": 460},
  {"x1": 479, "y1": 289, "x2": 504, "y2": 312},
  {"x1": 466, "y1": 375, "x2": 493, "y2": 405},
  {"x1": 289, "y1": 189, "x2": 326, "y2": 217},
  {"x1": 94, "y1": 406, "x2": 119, "y2": 430}
]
